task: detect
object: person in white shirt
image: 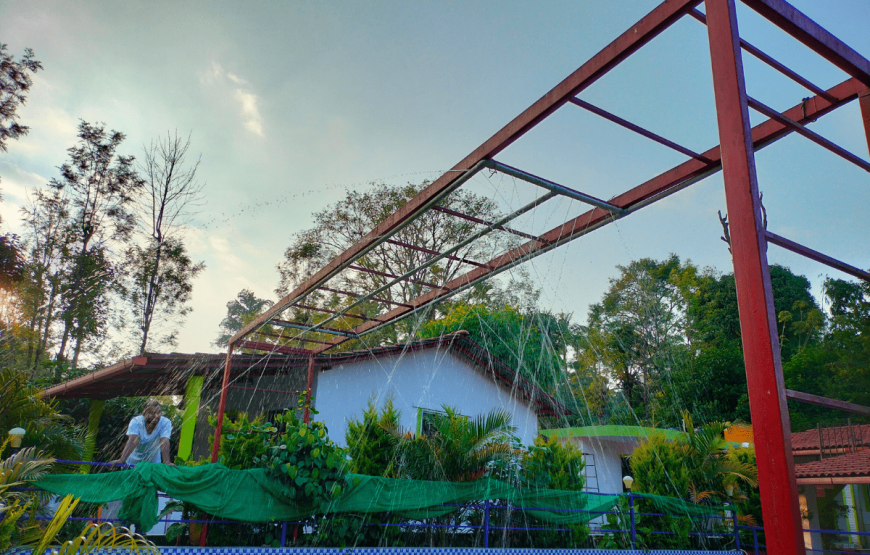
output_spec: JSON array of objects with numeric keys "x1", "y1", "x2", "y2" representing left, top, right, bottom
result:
[{"x1": 111, "y1": 399, "x2": 176, "y2": 467}]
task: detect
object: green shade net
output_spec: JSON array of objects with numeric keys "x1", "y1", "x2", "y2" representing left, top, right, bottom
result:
[{"x1": 31, "y1": 463, "x2": 727, "y2": 531}]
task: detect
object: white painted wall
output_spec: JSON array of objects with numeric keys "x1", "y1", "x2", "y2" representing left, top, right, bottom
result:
[
  {"x1": 314, "y1": 348, "x2": 540, "y2": 446},
  {"x1": 559, "y1": 436, "x2": 638, "y2": 495}
]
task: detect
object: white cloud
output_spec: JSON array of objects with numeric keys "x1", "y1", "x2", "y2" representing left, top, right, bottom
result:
[{"x1": 200, "y1": 62, "x2": 265, "y2": 138}]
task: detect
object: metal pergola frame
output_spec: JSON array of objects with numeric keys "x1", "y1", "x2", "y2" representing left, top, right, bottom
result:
[{"x1": 212, "y1": 2, "x2": 870, "y2": 552}]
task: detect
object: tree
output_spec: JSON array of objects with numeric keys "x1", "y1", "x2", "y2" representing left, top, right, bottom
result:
[
  {"x1": 419, "y1": 302, "x2": 571, "y2": 394},
  {"x1": 276, "y1": 182, "x2": 518, "y2": 345},
  {"x1": 215, "y1": 289, "x2": 274, "y2": 348},
  {"x1": 50, "y1": 121, "x2": 143, "y2": 365},
  {"x1": 124, "y1": 132, "x2": 205, "y2": 354},
  {"x1": 0, "y1": 44, "x2": 42, "y2": 154}
]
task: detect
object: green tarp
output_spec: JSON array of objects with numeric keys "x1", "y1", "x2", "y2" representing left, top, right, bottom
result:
[{"x1": 31, "y1": 463, "x2": 726, "y2": 531}]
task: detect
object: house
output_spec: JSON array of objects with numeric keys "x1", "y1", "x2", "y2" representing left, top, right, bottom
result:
[
  {"x1": 791, "y1": 423, "x2": 870, "y2": 551},
  {"x1": 42, "y1": 331, "x2": 570, "y2": 464},
  {"x1": 541, "y1": 425, "x2": 686, "y2": 495}
]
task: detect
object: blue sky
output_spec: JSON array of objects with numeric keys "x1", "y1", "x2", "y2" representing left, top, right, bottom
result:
[{"x1": 1, "y1": 0, "x2": 868, "y2": 354}]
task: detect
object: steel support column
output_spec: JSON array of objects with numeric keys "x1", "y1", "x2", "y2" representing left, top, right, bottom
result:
[
  {"x1": 860, "y1": 88, "x2": 870, "y2": 157},
  {"x1": 706, "y1": 1, "x2": 804, "y2": 554},
  {"x1": 210, "y1": 343, "x2": 235, "y2": 463},
  {"x1": 303, "y1": 354, "x2": 315, "y2": 423}
]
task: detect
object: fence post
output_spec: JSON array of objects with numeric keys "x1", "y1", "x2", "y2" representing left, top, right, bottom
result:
[
  {"x1": 280, "y1": 522, "x2": 288, "y2": 548},
  {"x1": 483, "y1": 500, "x2": 490, "y2": 548},
  {"x1": 753, "y1": 528, "x2": 759, "y2": 555},
  {"x1": 628, "y1": 494, "x2": 636, "y2": 550},
  {"x1": 731, "y1": 508, "x2": 740, "y2": 551}
]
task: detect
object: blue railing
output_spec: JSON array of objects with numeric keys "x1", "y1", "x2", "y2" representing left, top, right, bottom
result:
[{"x1": 26, "y1": 460, "x2": 870, "y2": 552}]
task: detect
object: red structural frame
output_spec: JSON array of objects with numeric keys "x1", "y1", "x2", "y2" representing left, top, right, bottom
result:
[{"x1": 208, "y1": 1, "x2": 870, "y2": 553}]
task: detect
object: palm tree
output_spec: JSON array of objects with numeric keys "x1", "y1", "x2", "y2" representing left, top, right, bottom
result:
[{"x1": 383, "y1": 405, "x2": 517, "y2": 482}]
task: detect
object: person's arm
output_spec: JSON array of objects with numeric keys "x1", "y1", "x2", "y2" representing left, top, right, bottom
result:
[
  {"x1": 110, "y1": 435, "x2": 138, "y2": 466},
  {"x1": 160, "y1": 438, "x2": 176, "y2": 467}
]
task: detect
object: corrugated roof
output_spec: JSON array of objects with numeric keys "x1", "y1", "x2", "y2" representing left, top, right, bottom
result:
[
  {"x1": 794, "y1": 450, "x2": 870, "y2": 479},
  {"x1": 791, "y1": 424, "x2": 870, "y2": 451}
]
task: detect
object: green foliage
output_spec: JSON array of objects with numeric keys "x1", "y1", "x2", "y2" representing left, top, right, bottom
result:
[
  {"x1": 522, "y1": 435, "x2": 585, "y2": 491},
  {"x1": 0, "y1": 369, "x2": 85, "y2": 461},
  {"x1": 384, "y1": 405, "x2": 517, "y2": 482},
  {"x1": 419, "y1": 303, "x2": 570, "y2": 392},
  {"x1": 215, "y1": 289, "x2": 273, "y2": 348},
  {"x1": 207, "y1": 411, "x2": 272, "y2": 470},
  {"x1": 345, "y1": 397, "x2": 400, "y2": 477}
]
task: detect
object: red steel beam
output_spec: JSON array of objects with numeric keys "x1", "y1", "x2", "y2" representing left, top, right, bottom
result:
[
  {"x1": 747, "y1": 96, "x2": 870, "y2": 173},
  {"x1": 385, "y1": 239, "x2": 489, "y2": 269},
  {"x1": 303, "y1": 355, "x2": 315, "y2": 423},
  {"x1": 250, "y1": 329, "x2": 336, "y2": 346},
  {"x1": 569, "y1": 97, "x2": 714, "y2": 163},
  {"x1": 860, "y1": 88, "x2": 870, "y2": 157},
  {"x1": 210, "y1": 346, "x2": 234, "y2": 463},
  {"x1": 239, "y1": 340, "x2": 312, "y2": 356},
  {"x1": 707, "y1": 1, "x2": 804, "y2": 554},
  {"x1": 430, "y1": 205, "x2": 542, "y2": 242},
  {"x1": 229, "y1": 0, "x2": 703, "y2": 346},
  {"x1": 312, "y1": 78, "x2": 862, "y2": 353},
  {"x1": 741, "y1": 0, "x2": 870, "y2": 87},
  {"x1": 688, "y1": 8, "x2": 837, "y2": 103},
  {"x1": 786, "y1": 389, "x2": 870, "y2": 417},
  {"x1": 765, "y1": 231, "x2": 870, "y2": 282}
]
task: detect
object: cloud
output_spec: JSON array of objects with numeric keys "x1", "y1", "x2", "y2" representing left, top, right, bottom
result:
[{"x1": 201, "y1": 62, "x2": 265, "y2": 138}]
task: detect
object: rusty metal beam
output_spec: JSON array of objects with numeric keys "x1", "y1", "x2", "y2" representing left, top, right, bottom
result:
[
  {"x1": 766, "y1": 231, "x2": 870, "y2": 282},
  {"x1": 312, "y1": 78, "x2": 863, "y2": 353},
  {"x1": 741, "y1": 0, "x2": 870, "y2": 87},
  {"x1": 430, "y1": 205, "x2": 542, "y2": 242},
  {"x1": 688, "y1": 8, "x2": 837, "y2": 103},
  {"x1": 860, "y1": 88, "x2": 870, "y2": 157},
  {"x1": 569, "y1": 97, "x2": 714, "y2": 163},
  {"x1": 747, "y1": 96, "x2": 870, "y2": 173},
  {"x1": 385, "y1": 239, "x2": 489, "y2": 268},
  {"x1": 229, "y1": 0, "x2": 703, "y2": 346},
  {"x1": 707, "y1": 1, "x2": 804, "y2": 553},
  {"x1": 786, "y1": 389, "x2": 870, "y2": 417},
  {"x1": 250, "y1": 329, "x2": 336, "y2": 346}
]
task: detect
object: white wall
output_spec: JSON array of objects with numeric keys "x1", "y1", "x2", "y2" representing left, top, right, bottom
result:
[
  {"x1": 559, "y1": 436, "x2": 638, "y2": 495},
  {"x1": 314, "y1": 348, "x2": 540, "y2": 446}
]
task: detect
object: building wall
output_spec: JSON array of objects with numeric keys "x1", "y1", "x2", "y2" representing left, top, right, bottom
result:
[
  {"x1": 314, "y1": 348, "x2": 540, "y2": 446},
  {"x1": 558, "y1": 437, "x2": 637, "y2": 495}
]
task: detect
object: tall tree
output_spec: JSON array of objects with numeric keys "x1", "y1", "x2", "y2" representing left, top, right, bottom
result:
[
  {"x1": 0, "y1": 44, "x2": 41, "y2": 155},
  {"x1": 124, "y1": 132, "x2": 205, "y2": 354},
  {"x1": 215, "y1": 289, "x2": 274, "y2": 348},
  {"x1": 276, "y1": 182, "x2": 516, "y2": 346},
  {"x1": 50, "y1": 121, "x2": 143, "y2": 365}
]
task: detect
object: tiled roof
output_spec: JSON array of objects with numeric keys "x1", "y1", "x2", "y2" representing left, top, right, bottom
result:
[
  {"x1": 791, "y1": 424, "x2": 870, "y2": 451},
  {"x1": 794, "y1": 450, "x2": 870, "y2": 479}
]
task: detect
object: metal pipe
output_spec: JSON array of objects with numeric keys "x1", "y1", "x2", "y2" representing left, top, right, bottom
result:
[
  {"x1": 303, "y1": 355, "x2": 315, "y2": 423},
  {"x1": 483, "y1": 160, "x2": 627, "y2": 214},
  {"x1": 319, "y1": 286, "x2": 413, "y2": 308},
  {"x1": 270, "y1": 320, "x2": 360, "y2": 338},
  {"x1": 765, "y1": 231, "x2": 870, "y2": 282},
  {"x1": 567, "y1": 98, "x2": 713, "y2": 164},
  {"x1": 347, "y1": 264, "x2": 439, "y2": 288},
  {"x1": 688, "y1": 8, "x2": 837, "y2": 103},
  {"x1": 210, "y1": 344, "x2": 234, "y2": 463},
  {"x1": 385, "y1": 238, "x2": 488, "y2": 268},
  {"x1": 430, "y1": 205, "x2": 542, "y2": 241},
  {"x1": 747, "y1": 96, "x2": 870, "y2": 173}
]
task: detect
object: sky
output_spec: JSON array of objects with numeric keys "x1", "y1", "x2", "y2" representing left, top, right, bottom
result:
[{"x1": 1, "y1": 0, "x2": 868, "y2": 357}]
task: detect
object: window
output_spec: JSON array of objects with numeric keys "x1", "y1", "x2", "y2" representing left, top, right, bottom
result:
[
  {"x1": 620, "y1": 455, "x2": 633, "y2": 492},
  {"x1": 418, "y1": 407, "x2": 467, "y2": 437}
]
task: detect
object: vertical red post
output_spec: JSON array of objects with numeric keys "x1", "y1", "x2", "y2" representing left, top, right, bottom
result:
[
  {"x1": 303, "y1": 354, "x2": 315, "y2": 423},
  {"x1": 705, "y1": 1, "x2": 805, "y2": 554},
  {"x1": 210, "y1": 343, "x2": 235, "y2": 462},
  {"x1": 859, "y1": 87, "x2": 870, "y2": 156}
]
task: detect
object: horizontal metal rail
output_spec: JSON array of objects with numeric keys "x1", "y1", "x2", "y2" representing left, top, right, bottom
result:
[
  {"x1": 688, "y1": 8, "x2": 837, "y2": 103},
  {"x1": 385, "y1": 238, "x2": 489, "y2": 269},
  {"x1": 319, "y1": 286, "x2": 413, "y2": 308},
  {"x1": 430, "y1": 205, "x2": 542, "y2": 241},
  {"x1": 747, "y1": 96, "x2": 870, "y2": 173},
  {"x1": 766, "y1": 231, "x2": 870, "y2": 282},
  {"x1": 269, "y1": 319, "x2": 360, "y2": 338},
  {"x1": 568, "y1": 97, "x2": 714, "y2": 164}
]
